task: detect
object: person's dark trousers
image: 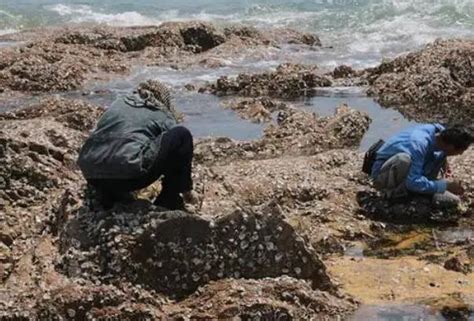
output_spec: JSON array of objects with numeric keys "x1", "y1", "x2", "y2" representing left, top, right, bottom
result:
[{"x1": 87, "y1": 126, "x2": 193, "y2": 209}]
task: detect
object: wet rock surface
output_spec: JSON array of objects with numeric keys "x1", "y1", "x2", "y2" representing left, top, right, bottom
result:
[
  {"x1": 54, "y1": 22, "x2": 227, "y2": 53},
  {"x1": 199, "y1": 63, "x2": 332, "y2": 98},
  {"x1": 1, "y1": 23, "x2": 473, "y2": 319},
  {"x1": 0, "y1": 39, "x2": 127, "y2": 92},
  {"x1": 0, "y1": 22, "x2": 322, "y2": 95},
  {"x1": 223, "y1": 97, "x2": 289, "y2": 123},
  {"x1": 1, "y1": 96, "x2": 362, "y2": 319},
  {"x1": 60, "y1": 203, "x2": 334, "y2": 298},
  {"x1": 365, "y1": 39, "x2": 474, "y2": 123},
  {"x1": 194, "y1": 104, "x2": 371, "y2": 165}
]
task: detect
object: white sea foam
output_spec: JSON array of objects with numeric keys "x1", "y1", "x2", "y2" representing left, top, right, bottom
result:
[
  {"x1": 0, "y1": 28, "x2": 18, "y2": 36},
  {"x1": 47, "y1": 4, "x2": 162, "y2": 26},
  {"x1": 0, "y1": 9, "x2": 17, "y2": 19},
  {"x1": 36, "y1": 1, "x2": 474, "y2": 68},
  {"x1": 46, "y1": 4, "x2": 238, "y2": 27}
]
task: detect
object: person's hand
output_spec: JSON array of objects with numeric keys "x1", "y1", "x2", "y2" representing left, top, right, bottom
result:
[
  {"x1": 442, "y1": 161, "x2": 453, "y2": 178},
  {"x1": 446, "y1": 180, "x2": 464, "y2": 195}
]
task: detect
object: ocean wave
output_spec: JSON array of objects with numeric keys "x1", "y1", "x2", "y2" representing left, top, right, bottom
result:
[
  {"x1": 0, "y1": 9, "x2": 17, "y2": 19},
  {"x1": 45, "y1": 4, "x2": 241, "y2": 27},
  {"x1": 4, "y1": 0, "x2": 471, "y2": 68},
  {"x1": 46, "y1": 4, "x2": 163, "y2": 26},
  {"x1": 0, "y1": 29, "x2": 18, "y2": 36}
]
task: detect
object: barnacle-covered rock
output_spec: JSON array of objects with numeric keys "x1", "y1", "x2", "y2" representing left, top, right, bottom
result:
[
  {"x1": 167, "y1": 276, "x2": 355, "y2": 319},
  {"x1": 365, "y1": 39, "x2": 474, "y2": 123},
  {"x1": 200, "y1": 63, "x2": 332, "y2": 98},
  {"x1": 0, "y1": 97, "x2": 100, "y2": 292},
  {"x1": 0, "y1": 41, "x2": 127, "y2": 92},
  {"x1": 194, "y1": 105, "x2": 370, "y2": 165},
  {"x1": 60, "y1": 204, "x2": 335, "y2": 298}
]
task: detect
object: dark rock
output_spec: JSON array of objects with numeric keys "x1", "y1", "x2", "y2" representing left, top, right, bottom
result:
[
  {"x1": 60, "y1": 204, "x2": 335, "y2": 298},
  {"x1": 444, "y1": 256, "x2": 471, "y2": 274},
  {"x1": 179, "y1": 22, "x2": 226, "y2": 52},
  {"x1": 332, "y1": 65, "x2": 356, "y2": 78}
]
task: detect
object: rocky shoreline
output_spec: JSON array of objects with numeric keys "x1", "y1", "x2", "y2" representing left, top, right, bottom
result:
[{"x1": 0, "y1": 22, "x2": 473, "y2": 320}]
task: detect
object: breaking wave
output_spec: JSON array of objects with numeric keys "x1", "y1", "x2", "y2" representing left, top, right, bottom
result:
[{"x1": 0, "y1": 0, "x2": 472, "y2": 66}]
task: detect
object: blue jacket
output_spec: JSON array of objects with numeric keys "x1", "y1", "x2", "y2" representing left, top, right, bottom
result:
[{"x1": 371, "y1": 124, "x2": 447, "y2": 194}]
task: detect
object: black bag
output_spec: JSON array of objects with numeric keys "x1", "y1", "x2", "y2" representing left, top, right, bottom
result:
[{"x1": 362, "y1": 139, "x2": 385, "y2": 174}]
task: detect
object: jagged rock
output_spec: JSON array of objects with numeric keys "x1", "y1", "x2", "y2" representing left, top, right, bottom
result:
[
  {"x1": 356, "y1": 190, "x2": 468, "y2": 224},
  {"x1": 0, "y1": 22, "x2": 325, "y2": 94},
  {"x1": 269, "y1": 28, "x2": 322, "y2": 46},
  {"x1": 200, "y1": 63, "x2": 332, "y2": 98},
  {"x1": 0, "y1": 98, "x2": 100, "y2": 290},
  {"x1": 166, "y1": 277, "x2": 356, "y2": 319},
  {"x1": 0, "y1": 41, "x2": 127, "y2": 92},
  {"x1": 55, "y1": 29, "x2": 115, "y2": 46},
  {"x1": 60, "y1": 204, "x2": 335, "y2": 298},
  {"x1": 0, "y1": 241, "x2": 12, "y2": 281},
  {"x1": 33, "y1": 283, "x2": 166, "y2": 320},
  {"x1": 194, "y1": 105, "x2": 370, "y2": 165},
  {"x1": 0, "y1": 96, "x2": 104, "y2": 131},
  {"x1": 178, "y1": 22, "x2": 226, "y2": 53},
  {"x1": 332, "y1": 65, "x2": 357, "y2": 78},
  {"x1": 0, "y1": 97, "x2": 102, "y2": 206},
  {"x1": 224, "y1": 25, "x2": 264, "y2": 40},
  {"x1": 444, "y1": 256, "x2": 472, "y2": 274},
  {"x1": 366, "y1": 39, "x2": 474, "y2": 123}
]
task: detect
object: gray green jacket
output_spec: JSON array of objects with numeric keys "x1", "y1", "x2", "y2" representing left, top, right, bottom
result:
[{"x1": 78, "y1": 93, "x2": 177, "y2": 179}]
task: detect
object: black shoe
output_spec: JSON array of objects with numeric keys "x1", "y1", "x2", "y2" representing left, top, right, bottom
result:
[
  {"x1": 154, "y1": 193, "x2": 185, "y2": 210},
  {"x1": 99, "y1": 191, "x2": 135, "y2": 210}
]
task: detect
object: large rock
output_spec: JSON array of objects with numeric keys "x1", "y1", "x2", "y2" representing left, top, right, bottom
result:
[
  {"x1": 194, "y1": 105, "x2": 371, "y2": 165},
  {"x1": 0, "y1": 98, "x2": 102, "y2": 209},
  {"x1": 0, "y1": 96, "x2": 104, "y2": 131},
  {"x1": 200, "y1": 63, "x2": 332, "y2": 98},
  {"x1": 0, "y1": 98, "x2": 101, "y2": 284},
  {"x1": 60, "y1": 203, "x2": 335, "y2": 298},
  {"x1": 366, "y1": 39, "x2": 474, "y2": 123},
  {"x1": 55, "y1": 22, "x2": 227, "y2": 53},
  {"x1": 1, "y1": 22, "x2": 324, "y2": 93},
  {"x1": 0, "y1": 41, "x2": 127, "y2": 92}
]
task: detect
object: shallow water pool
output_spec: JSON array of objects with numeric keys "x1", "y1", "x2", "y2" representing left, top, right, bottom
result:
[{"x1": 80, "y1": 66, "x2": 418, "y2": 150}]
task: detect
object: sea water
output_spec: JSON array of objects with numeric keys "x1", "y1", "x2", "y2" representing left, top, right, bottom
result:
[{"x1": 1, "y1": 0, "x2": 473, "y2": 68}]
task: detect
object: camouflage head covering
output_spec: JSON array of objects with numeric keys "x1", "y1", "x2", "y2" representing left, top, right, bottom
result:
[{"x1": 124, "y1": 80, "x2": 183, "y2": 122}]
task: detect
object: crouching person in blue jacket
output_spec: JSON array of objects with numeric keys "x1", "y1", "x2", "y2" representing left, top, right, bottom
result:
[
  {"x1": 370, "y1": 124, "x2": 472, "y2": 207},
  {"x1": 78, "y1": 80, "x2": 197, "y2": 210}
]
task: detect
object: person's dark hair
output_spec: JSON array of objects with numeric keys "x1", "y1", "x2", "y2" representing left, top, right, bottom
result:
[{"x1": 439, "y1": 125, "x2": 473, "y2": 150}]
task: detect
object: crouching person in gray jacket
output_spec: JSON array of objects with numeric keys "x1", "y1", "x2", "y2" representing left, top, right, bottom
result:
[{"x1": 78, "y1": 80, "x2": 196, "y2": 210}]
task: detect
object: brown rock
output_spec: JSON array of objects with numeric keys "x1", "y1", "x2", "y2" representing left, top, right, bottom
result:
[
  {"x1": 366, "y1": 39, "x2": 474, "y2": 123},
  {"x1": 200, "y1": 63, "x2": 332, "y2": 98},
  {"x1": 167, "y1": 277, "x2": 355, "y2": 319},
  {"x1": 223, "y1": 97, "x2": 288, "y2": 123}
]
